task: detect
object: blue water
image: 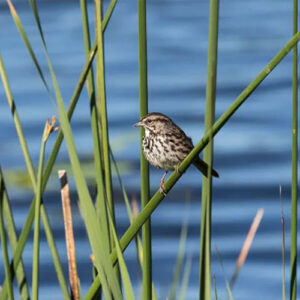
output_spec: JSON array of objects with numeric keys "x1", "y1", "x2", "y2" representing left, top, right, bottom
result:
[{"x1": 0, "y1": 0, "x2": 298, "y2": 299}]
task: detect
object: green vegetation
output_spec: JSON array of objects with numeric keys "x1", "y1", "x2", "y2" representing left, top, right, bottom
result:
[{"x1": 0, "y1": 0, "x2": 298, "y2": 299}]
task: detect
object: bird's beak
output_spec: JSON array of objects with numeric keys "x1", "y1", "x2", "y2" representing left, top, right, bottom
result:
[{"x1": 133, "y1": 120, "x2": 143, "y2": 127}]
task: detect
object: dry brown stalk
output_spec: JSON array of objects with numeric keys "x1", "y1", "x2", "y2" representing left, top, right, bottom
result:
[
  {"x1": 58, "y1": 170, "x2": 79, "y2": 300},
  {"x1": 230, "y1": 208, "x2": 264, "y2": 287}
]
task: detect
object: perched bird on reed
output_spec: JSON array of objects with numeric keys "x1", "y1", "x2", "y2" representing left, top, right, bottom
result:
[{"x1": 134, "y1": 112, "x2": 219, "y2": 194}]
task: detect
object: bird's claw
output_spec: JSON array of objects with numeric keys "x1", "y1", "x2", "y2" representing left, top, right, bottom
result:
[
  {"x1": 159, "y1": 180, "x2": 167, "y2": 196},
  {"x1": 159, "y1": 186, "x2": 167, "y2": 196},
  {"x1": 175, "y1": 164, "x2": 183, "y2": 175}
]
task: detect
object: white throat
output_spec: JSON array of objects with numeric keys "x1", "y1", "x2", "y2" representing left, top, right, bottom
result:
[{"x1": 144, "y1": 128, "x2": 151, "y2": 137}]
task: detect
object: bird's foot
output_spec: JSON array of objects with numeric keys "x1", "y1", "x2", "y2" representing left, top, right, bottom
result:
[
  {"x1": 159, "y1": 179, "x2": 167, "y2": 196},
  {"x1": 175, "y1": 164, "x2": 183, "y2": 175}
]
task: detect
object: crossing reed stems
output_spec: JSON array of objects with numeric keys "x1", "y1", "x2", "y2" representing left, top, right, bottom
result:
[
  {"x1": 84, "y1": 31, "x2": 300, "y2": 298},
  {"x1": 0, "y1": 169, "x2": 14, "y2": 300}
]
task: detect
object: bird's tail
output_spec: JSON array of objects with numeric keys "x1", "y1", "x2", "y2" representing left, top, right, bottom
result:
[{"x1": 193, "y1": 158, "x2": 219, "y2": 178}]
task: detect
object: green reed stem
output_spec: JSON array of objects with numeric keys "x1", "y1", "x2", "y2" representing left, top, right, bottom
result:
[
  {"x1": 84, "y1": 30, "x2": 300, "y2": 299},
  {"x1": 215, "y1": 247, "x2": 234, "y2": 300},
  {"x1": 107, "y1": 204, "x2": 135, "y2": 300},
  {"x1": 0, "y1": 53, "x2": 70, "y2": 300},
  {"x1": 6, "y1": 0, "x2": 117, "y2": 194},
  {"x1": 0, "y1": 200, "x2": 33, "y2": 300},
  {"x1": 199, "y1": 0, "x2": 219, "y2": 299},
  {"x1": 0, "y1": 169, "x2": 29, "y2": 300},
  {"x1": 80, "y1": 0, "x2": 110, "y2": 249},
  {"x1": 28, "y1": 0, "x2": 122, "y2": 296},
  {"x1": 110, "y1": 149, "x2": 159, "y2": 300},
  {"x1": 0, "y1": 57, "x2": 30, "y2": 300},
  {"x1": 32, "y1": 123, "x2": 48, "y2": 300},
  {"x1": 6, "y1": 0, "x2": 50, "y2": 94},
  {"x1": 0, "y1": 168, "x2": 14, "y2": 300},
  {"x1": 0, "y1": 2, "x2": 119, "y2": 298},
  {"x1": 138, "y1": 0, "x2": 152, "y2": 299},
  {"x1": 95, "y1": 0, "x2": 121, "y2": 283},
  {"x1": 42, "y1": 0, "x2": 118, "y2": 192},
  {"x1": 95, "y1": 0, "x2": 116, "y2": 250},
  {"x1": 0, "y1": 52, "x2": 35, "y2": 191},
  {"x1": 290, "y1": 1, "x2": 298, "y2": 300}
]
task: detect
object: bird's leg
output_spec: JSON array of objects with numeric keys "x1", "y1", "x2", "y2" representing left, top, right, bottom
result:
[{"x1": 159, "y1": 171, "x2": 168, "y2": 196}]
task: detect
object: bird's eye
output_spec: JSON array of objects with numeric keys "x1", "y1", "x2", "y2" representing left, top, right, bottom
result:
[{"x1": 147, "y1": 120, "x2": 152, "y2": 124}]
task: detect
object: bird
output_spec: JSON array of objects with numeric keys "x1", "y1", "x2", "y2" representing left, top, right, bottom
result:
[{"x1": 134, "y1": 112, "x2": 219, "y2": 194}]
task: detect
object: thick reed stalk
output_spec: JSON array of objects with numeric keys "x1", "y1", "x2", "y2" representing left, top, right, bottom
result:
[
  {"x1": 95, "y1": 0, "x2": 116, "y2": 250},
  {"x1": 290, "y1": 1, "x2": 298, "y2": 299},
  {"x1": 199, "y1": 0, "x2": 219, "y2": 299},
  {"x1": 138, "y1": 0, "x2": 152, "y2": 298},
  {"x1": 84, "y1": 30, "x2": 300, "y2": 299},
  {"x1": 80, "y1": 0, "x2": 110, "y2": 249}
]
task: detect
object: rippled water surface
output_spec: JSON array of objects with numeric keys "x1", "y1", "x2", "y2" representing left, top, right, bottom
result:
[{"x1": 0, "y1": 0, "x2": 298, "y2": 299}]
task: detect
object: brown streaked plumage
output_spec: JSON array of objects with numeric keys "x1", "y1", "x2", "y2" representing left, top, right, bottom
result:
[{"x1": 134, "y1": 112, "x2": 219, "y2": 193}]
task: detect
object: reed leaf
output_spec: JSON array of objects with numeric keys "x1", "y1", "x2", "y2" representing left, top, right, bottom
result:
[
  {"x1": 0, "y1": 169, "x2": 29, "y2": 300},
  {"x1": 6, "y1": 0, "x2": 50, "y2": 93},
  {"x1": 32, "y1": 122, "x2": 48, "y2": 300},
  {"x1": 40, "y1": 204, "x2": 70, "y2": 299},
  {"x1": 168, "y1": 224, "x2": 188, "y2": 300},
  {"x1": 0, "y1": 168, "x2": 14, "y2": 300},
  {"x1": 26, "y1": 0, "x2": 123, "y2": 297},
  {"x1": 179, "y1": 257, "x2": 192, "y2": 300},
  {"x1": 0, "y1": 52, "x2": 70, "y2": 300},
  {"x1": 107, "y1": 206, "x2": 135, "y2": 300},
  {"x1": 6, "y1": 0, "x2": 118, "y2": 194},
  {"x1": 0, "y1": 52, "x2": 36, "y2": 191},
  {"x1": 111, "y1": 149, "x2": 158, "y2": 300},
  {"x1": 42, "y1": 0, "x2": 118, "y2": 191},
  {"x1": 215, "y1": 246, "x2": 234, "y2": 300},
  {"x1": 213, "y1": 275, "x2": 218, "y2": 300},
  {"x1": 1, "y1": 1, "x2": 118, "y2": 295}
]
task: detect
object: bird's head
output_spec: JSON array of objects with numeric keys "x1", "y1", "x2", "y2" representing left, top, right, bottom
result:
[{"x1": 133, "y1": 112, "x2": 172, "y2": 135}]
